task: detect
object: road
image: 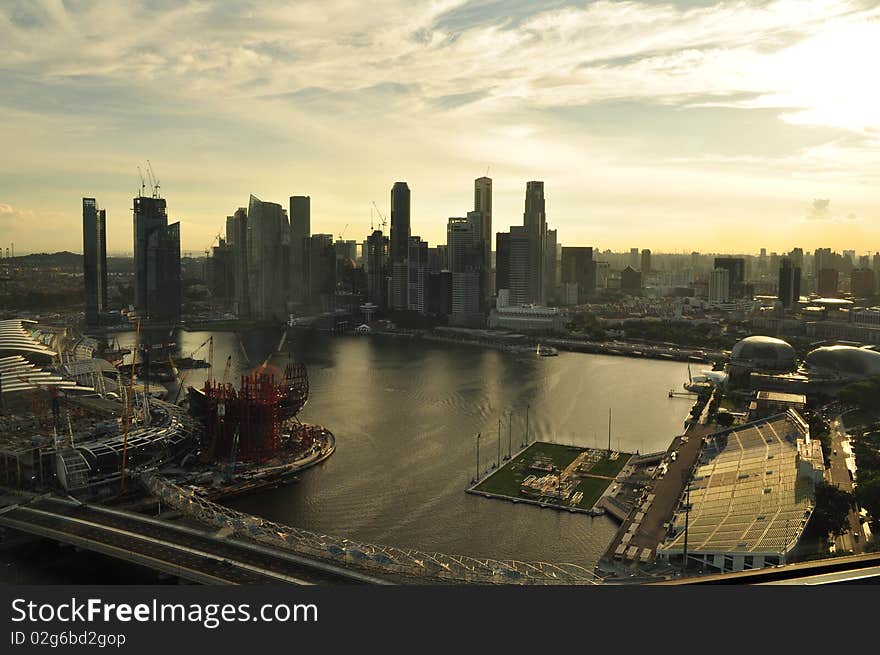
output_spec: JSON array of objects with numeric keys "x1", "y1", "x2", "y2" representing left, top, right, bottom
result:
[{"x1": 826, "y1": 415, "x2": 866, "y2": 555}]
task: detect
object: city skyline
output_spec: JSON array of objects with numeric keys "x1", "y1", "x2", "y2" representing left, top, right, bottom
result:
[{"x1": 1, "y1": 0, "x2": 878, "y2": 254}]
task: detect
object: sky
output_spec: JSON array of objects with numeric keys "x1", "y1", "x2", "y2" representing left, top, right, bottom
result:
[{"x1": 1, "y1": 0, "x2": 879, "y2": 255}]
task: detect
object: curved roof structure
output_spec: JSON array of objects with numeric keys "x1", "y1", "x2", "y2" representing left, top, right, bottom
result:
[
  {"x1": 730, "y1": 336, "x2": 797, "y2": 372},
  {"x1": 804, "y1": 345, "x2": 880, "y2": 378},
  {"x1": 0, "y1": 355, "x2": 76, "y2": 394},
  {"x1": 0, "y1": 319, "x2": 57, "y2": 359}
]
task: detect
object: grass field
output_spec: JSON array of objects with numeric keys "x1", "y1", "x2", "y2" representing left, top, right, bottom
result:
[{"x1": 473, "y1": 441, "x2": 632, "y2": 511}]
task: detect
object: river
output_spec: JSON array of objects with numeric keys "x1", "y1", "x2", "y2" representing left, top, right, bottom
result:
[{"x1": 115, "y1": 327, "x2": 691, "y2": 569}]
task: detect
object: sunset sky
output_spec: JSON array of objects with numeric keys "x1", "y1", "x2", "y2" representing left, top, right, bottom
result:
[{"x1": 1, "y1": 0, "x2": 878, "y2": 255}]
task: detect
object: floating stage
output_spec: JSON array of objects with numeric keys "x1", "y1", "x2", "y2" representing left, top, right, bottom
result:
[{"x1": 467, "y1": 441, "x2": 633, "y2": 514}]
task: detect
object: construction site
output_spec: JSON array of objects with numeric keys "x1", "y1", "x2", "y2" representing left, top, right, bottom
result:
[{"x1": 0, "y1": 317, "x2": 335, "y2": 502}]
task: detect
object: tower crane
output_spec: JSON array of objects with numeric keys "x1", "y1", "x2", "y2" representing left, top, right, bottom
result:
[
  {"x1": 137, "y1": 166, "x2": 146, "y2": 197},
  {"x1": 371, "y1": 201, "x2": 388, "y2": 232},
  {"x1": 146, "y1": 160, "x2": 160, "y2": 198}
]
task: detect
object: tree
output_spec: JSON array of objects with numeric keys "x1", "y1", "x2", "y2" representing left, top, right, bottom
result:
[
  {"x1": 854, "y1": 474, "x2": 880, "y2": 531},
  {"x1": 812, "y1": 483, "x2": 856, "y2": 537},
  {"x1": 715, "y1": 411, "x2": 734, "y2": 428}
]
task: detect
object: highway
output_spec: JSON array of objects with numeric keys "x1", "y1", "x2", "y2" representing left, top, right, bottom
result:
[{"x1": 0, "y1": 496, "x2": 389, "y2": 585}]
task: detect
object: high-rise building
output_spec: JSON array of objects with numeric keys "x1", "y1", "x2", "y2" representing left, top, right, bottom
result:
[
  {"x1": 620, "y1": 266, "x2": 641, "y2": 293},
  {"x1": 246, "y1": 194, "x2": 289, "y2": 320},
  {"x1": 389, "y1": 182, "x2": 411, "y2": 310},
  {"x1": 474, "y1": 176, "x2": 492, "y2": 308},
  {"x1": 709, "y1": 268, "x2": 730, "y2": 304},
  {"x1": 713, "y1": 257, "x2": 745, "y2": 298},
  {"x1": 289, "y1": 195, "x2": 311, "y2": 305},
  {"x1": 817, "y1": 268, "x2": 839, "y2": 297},
  {"x1": 407, "y1": 236, "x2": 428, "y2": 313},
  {"x1": 778, "y1": 257, "x2": 801, "y2": 309},
  {"x1": 82, "y1": 198, "x2": 107, "y2": 326},
  {"x1": 851, "y1": 268, "x2": 875, "y2": 298},
  {"x1": 561, "y1": 247, "x2": 595, "y2": 304},
  {"x1": 228, "y1": 208, "x2": 249, "y2": 317},
  {"x1": 365, "y1": 230, "x2": 389, "y2": 309},
  {"x1": 209, "y1": 238, "x2": 234, "y2": 307},
  {"x1": 309, "y1": 234, "x2": 336, "y2": 312},
  {"x1": 133, "y1": 194, "x2": 181, "y2": 322},
  {"x1": 640, "y1": 249, "x2": 652, "y2": 276},
  {"x1": 447, "y1": 215, "x2": 482, "y2": 323},
  {"x1": 523, "y1": 181, "x2": 546, "y2": 304},
  {"x1": 543, "y1": 228, "x2": 557, "y2": 303}
]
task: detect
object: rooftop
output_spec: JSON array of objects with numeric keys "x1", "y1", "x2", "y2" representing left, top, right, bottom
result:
[{"x1": 659, "y1": 412, "x2": 817, "y2": 558}]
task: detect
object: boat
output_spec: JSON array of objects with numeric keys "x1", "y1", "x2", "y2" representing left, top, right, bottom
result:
[{"x1": 536, "y1": 344, "x2": 559, "y2": 357}]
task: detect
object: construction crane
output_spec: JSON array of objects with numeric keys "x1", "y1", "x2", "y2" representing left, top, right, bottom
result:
[
  {"x1": 137, "y1": 166, "x2": 146, "y2": 197},
  {"x1": 146, "y1": 160, "x2": 160, "y2": 198},
  {"x1": 337, "y1": 223, "x2": 349, "y2": 242},
  {"x1": 371, "y1": 201, "x2": 388, "y2": 232},
  {"x1": 204, "y1": 231, "x2": 223, "y2": 259}
]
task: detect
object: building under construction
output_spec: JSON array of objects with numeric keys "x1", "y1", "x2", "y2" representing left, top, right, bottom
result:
[{"x1": 196, "y1": 362, "x2": 311, "y2": 463}]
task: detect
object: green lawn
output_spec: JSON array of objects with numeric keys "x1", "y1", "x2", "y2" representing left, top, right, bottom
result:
[{"x1": 473, "y1": 442, "x2": 631, "y2": 511}]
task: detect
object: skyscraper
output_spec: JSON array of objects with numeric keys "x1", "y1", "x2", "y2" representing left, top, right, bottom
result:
[
  {"x1": 133, "y1": 193, "x2": 181, "y2": 322},
  {"x1": 289, "y1": 195, "x2": 311, "y2": 306},
  {"x1": 709, "y1": 268, "x2": 730, "y2": 304},
  {"x1": 713, "y1": 257, "x2": 745, "y2": 298},
  {"x1": 447, "y1": 214, "x2": 482, "y2": 323},
  {"x1": 474, "y1": 176, "x2": 492, "y2": 308},
  {"x1": 561, "y1": 247, "x2": 595, "y2": 304},
  {"x1": 778, "y1": 257, "x2": 801, "y2": 309},
  {"x1": 228, "y1": 207, "x2": 249, "y2": 318},
  {"x1": 365, "y1": 229, "x2": 389, "y2": 308},
  {"x1": 407, "y1": 236, "x2": 429, "y2": 313},
  {"x1": 390, "y1": 182, "x2": 411, "y2": 310},
  {"x1": 640, "y1": 249, "x2": 652, "y2": 277},
  {"x1": 851, "y1": 268, "x2": 874, "y2": 298},
  {"x1": 246, "y1": 194, "x2": 289, "y2": 320},
  {"x1": 309, "y1": 234, "x2": 336, "y2": 312},
  {"x1": 82, "y1": 198, "x2": 107, "y2": 326},
  {"x1": 523, "y1": 181, "x2": 547, "y2": 304}
]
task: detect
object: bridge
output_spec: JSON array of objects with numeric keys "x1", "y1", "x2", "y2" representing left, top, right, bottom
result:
[{"x1": 0, "y1": 495, "x2": 390, "y2": 585}]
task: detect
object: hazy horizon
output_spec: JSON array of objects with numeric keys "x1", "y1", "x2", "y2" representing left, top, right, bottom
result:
[{"x1": 1, "y1": 0, "x2": 878, "y2": 254}]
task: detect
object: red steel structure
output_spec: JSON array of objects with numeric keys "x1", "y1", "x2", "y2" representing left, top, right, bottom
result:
[{"x1": 202, "y1": 363, "x2": 309, "y2": 463}]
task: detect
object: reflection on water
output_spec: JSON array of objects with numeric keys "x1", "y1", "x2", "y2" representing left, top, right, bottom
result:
[{"x1": 115, "y1": 328, "x2": 690, "y2": 567}]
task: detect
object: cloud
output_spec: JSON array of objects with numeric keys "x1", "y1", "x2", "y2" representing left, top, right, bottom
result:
[{"x1": 805, "y1": 198, "x2": 859, "y2": 222}]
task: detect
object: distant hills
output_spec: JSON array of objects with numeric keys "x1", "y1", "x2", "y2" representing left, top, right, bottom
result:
[{"x1": 5, "y1": 251, "x2": 134, "y2": 273}]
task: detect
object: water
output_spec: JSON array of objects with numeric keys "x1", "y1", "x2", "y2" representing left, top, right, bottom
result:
[{"x1": 114, "y1": 328, "x2": 691, "y2": 568}]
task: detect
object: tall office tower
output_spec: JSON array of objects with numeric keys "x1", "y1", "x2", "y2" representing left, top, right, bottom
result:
[
  {"x1": 713, "y1": 257, "x2": 745, "y2": 298},
  {"x1": 389, "y1": 182, "x2": 411, "y2": 310},
  {"x1": 789, "y1": 247, "x2": 804, "y2": 272},
  {"x1": 873, "y1": 253, "x2": 880, "y2": 272},
  {"x1": 522, "y1": 181, "x2": 547, "y2": 303},
  {"x1": 859, "y1": 255, "x2": 871, "y2": 269},
  {"x1": 407, "y1": 236, "x2": 428, "y2": 313},
  {"x1": 210, "y1": 238, "x2": 235, "y2": 307},
  {"x1": 447, "y1": 215, "x2": 482, "y2": 322},
  {"x1": 474, "y1": 176, "x2": 492, "y2": 308},
  {"x1": 561, "y1": 247, "x2": 595, "y2": 304},
  {"x1": 436, "y1": 245, "x2": 448, "y2": 271},
  {"x1": 228, "y1": 208, "x2": 249, "y2": 317},
  {"x1": 309, "y1": 234, "x2": 336, "y2": 312},
  {"x1": 424, "y1": 270, "x2": 452, "y2": 316},
  {"x1": 427, "y1": 246, "x2": 443, "y2": 274},
  {"x1": 543, "y1": 228, "x2": 557, "y2": 303},
  {"x1": 709, "y1": 268, "x2": 730, "y2": 304},
  {"x1": 133, "y1": 193, "x2": 181, "y2": 322},
  {"x1": 289, "y1": 195, "x2": 311, "y2": 305},
  {"x1": 629, "y1": 248, "x2": 640, "y2": 270},
  {"x1": 495, "y1": 232, "x2": 511, "y2": 294},
  {"x1": 365, "y1": 230, "x2": 389, "y2": 309},
  {"x1": 246, "y1": 194, "x2": 289, "y2": 320},
  {"x1": 813, "y1": 248, "x2": 832, "y2": 277},
  {"x1": 334, "y1": 240, "x2": 357, "y2": 263},
  {"x1": 82, "y1": 198, "x2": 107, "y2": 326},
  {"x1": 817, "y1": 268, "x2": 839, "y2": 297},
  {"x1": 507, "y1": 226, "x2": 531, "y2": 305},
  {"x1": 640, "y1": 249, "x2": 652, "y2": 276},
  {"x1": 851, "y1": 268, "x2": 875, "y2": 298},
  {"x1": 777, "y1": 257, "x2": 801, "y2": 309}
]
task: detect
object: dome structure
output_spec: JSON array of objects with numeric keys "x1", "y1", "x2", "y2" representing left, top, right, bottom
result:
[
  {"x1": 730, "y1": 336, "x2": 797, "y2": 372},
  {"x1": 804, "y1": 345, "x2": 880, "y2": 378}
]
